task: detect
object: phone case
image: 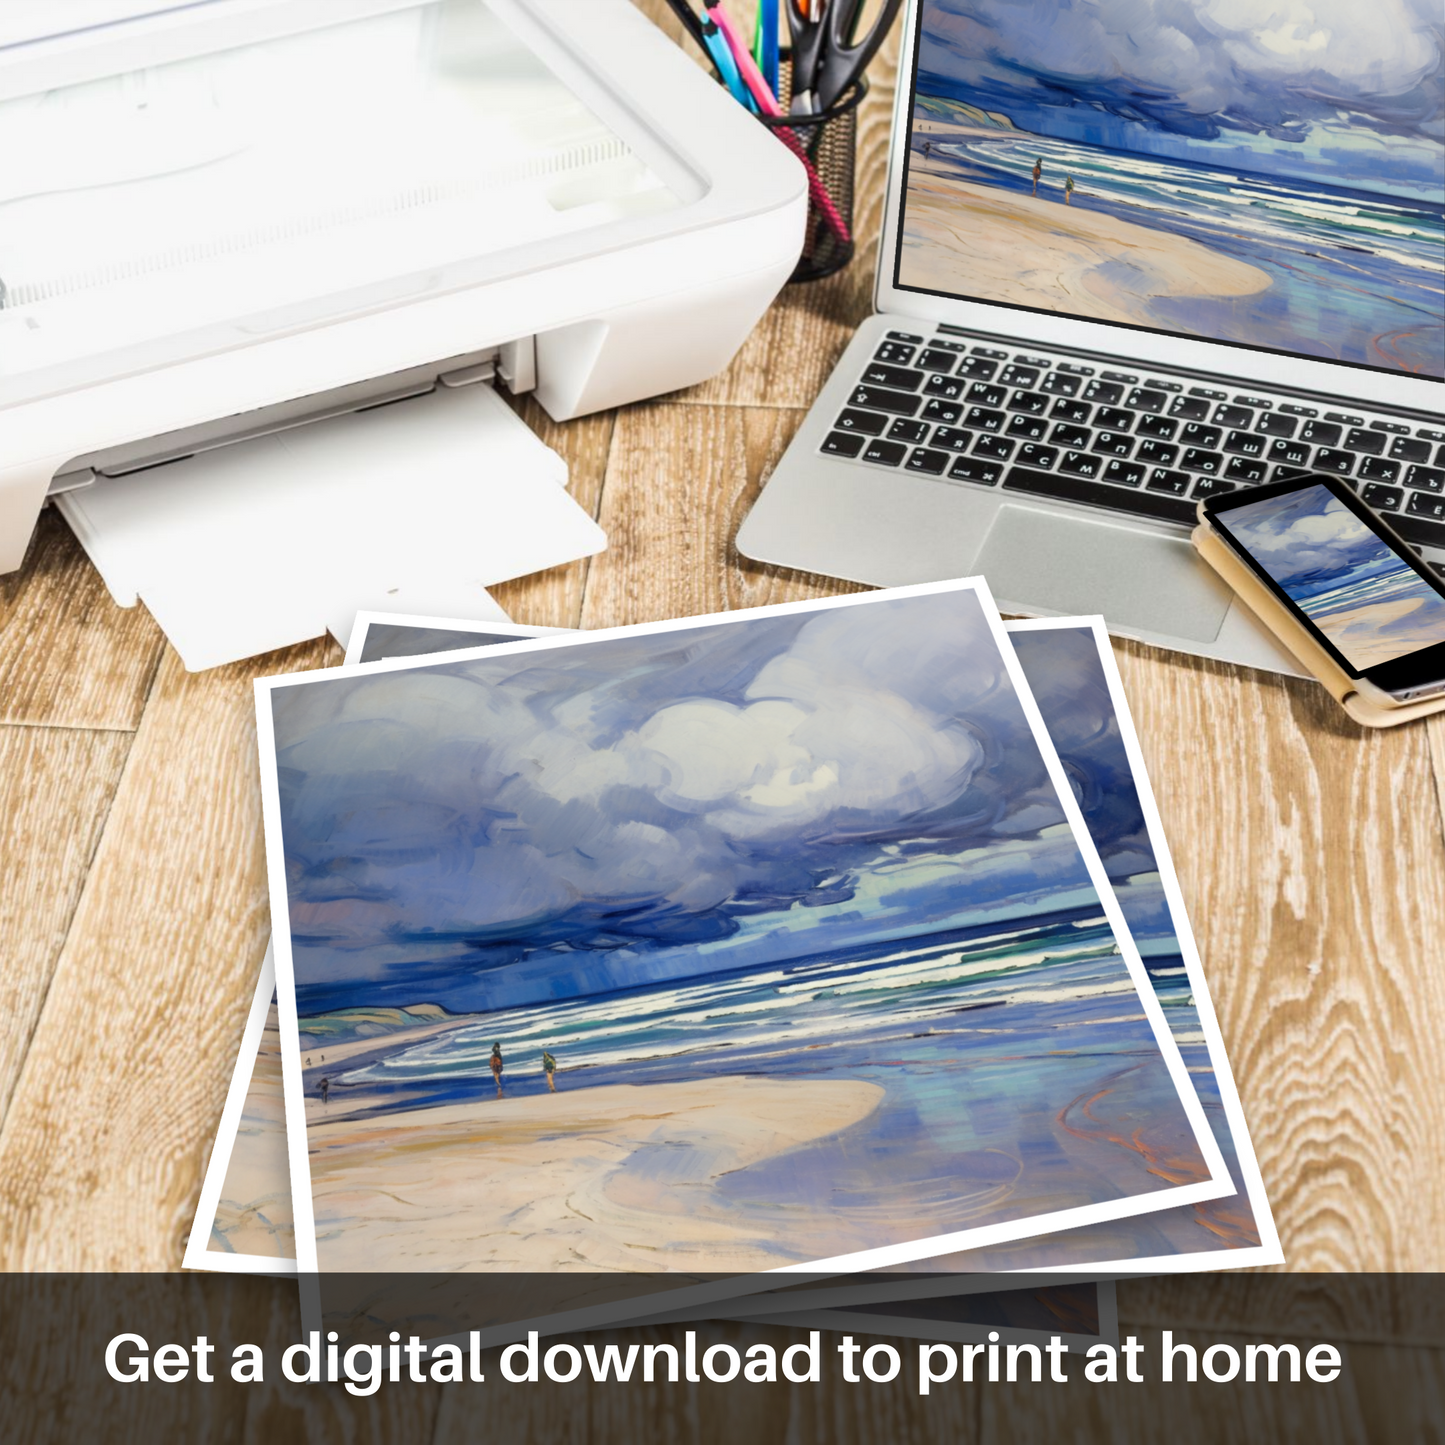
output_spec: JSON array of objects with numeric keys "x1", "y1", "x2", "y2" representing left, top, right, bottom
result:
[{"x1": 1192, "y1": 521, "x2": 1445, "y2": 729}]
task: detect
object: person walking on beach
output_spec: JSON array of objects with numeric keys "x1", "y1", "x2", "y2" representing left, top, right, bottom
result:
[
  {"x1": 922, "y1": 138, "x2": 932, "y2": 165},
  {"x1": 542, "y1": 1050, "x2": 558, "y2": 1093},
  {"x1": 490, "y1": 1042, "x2": 504, "y2": 1099},
  {"x1": 1064, "y1": 174, "x2": 1075, "y2": 205},
  {"x1": 319, "y1": 1076, "x2": 329, "y2": 1106},
  {"x1": 1031, "y1": 156, "x2": 1042, "y2": 197}
]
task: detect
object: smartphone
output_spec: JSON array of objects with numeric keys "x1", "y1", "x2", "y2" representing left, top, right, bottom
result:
[{"x1": 1200, "y1": 473, "x2": 1445, "y2": 705}]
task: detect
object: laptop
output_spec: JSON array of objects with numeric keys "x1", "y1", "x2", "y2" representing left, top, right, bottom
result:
[{"x1": 737, "y1": 0, "x2": 1445, "y2": 673}]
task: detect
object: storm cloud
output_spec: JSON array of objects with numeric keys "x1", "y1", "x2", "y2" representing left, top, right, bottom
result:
[
  {"x1": 920, "y1": 0, "x2": 1445, "y2": 144},
  {"x1": 270, "y1": 593, "x2": 1080, "y2": 1006}
]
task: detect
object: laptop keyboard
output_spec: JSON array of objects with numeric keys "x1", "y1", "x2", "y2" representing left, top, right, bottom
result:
[{"x1": 822, "y1": 330, "x2": 1445, "y2": 561}]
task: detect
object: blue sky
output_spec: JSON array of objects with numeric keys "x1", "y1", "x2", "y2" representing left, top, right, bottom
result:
[
  {"x1": 270, "y1": 593, "x2": 1126, "y2": 1016},
  {"x1": 917, "y1": 0, "x2": 1445, "y2": 192},
  {"x1": 1223, "y1": 484, "x2": 1401, "y2": 597}
]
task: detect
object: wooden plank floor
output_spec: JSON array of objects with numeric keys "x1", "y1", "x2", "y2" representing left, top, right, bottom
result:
[{"x1": 0, "y1": 4, "x2": 1441, "y2": 1438}]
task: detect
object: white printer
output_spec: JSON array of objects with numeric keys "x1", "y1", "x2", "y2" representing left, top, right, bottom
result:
[{"x1": 0, "y1": 0, "x2": 806, "y2": 663}]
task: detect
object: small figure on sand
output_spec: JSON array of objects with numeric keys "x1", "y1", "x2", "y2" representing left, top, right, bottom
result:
[
  {"x1": 319, "y1": 1076, "x2": 329, "y2": 1106},
  {"x1": 490, "y1": 1042, "x2": 504, "y2": 1099},
  {"x1": 542, "y1": 1050, "x2": 558, "y2": 1093},
  {"x1": 1031, "y1": 156, "x2": 1042, "y2": 197},
  {"x1": 1064, "y1": 175, "x2": 1075, "y2": 205},
  {"x1": 921, "y1": 138, "x2": 932, "y2": 164}
]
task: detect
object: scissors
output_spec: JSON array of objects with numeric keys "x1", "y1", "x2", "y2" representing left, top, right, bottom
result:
[{"x1": 786, "y1": 0, "x2": 903, "y2": 113}]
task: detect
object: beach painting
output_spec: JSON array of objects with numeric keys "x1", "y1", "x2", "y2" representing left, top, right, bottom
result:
[
  {"x1": 1222, "y1": 484, "x2": 1445, "y2": 672},
  {"x1": 901, "y1": 0, "x2": 1445, "y2": 376},
  {"x1": 258, "y1": 583, "x2": 1229, "y2": 1279}
]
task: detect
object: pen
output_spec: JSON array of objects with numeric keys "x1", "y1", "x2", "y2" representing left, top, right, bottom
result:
[
  {"x1": 705, "y1": 3, "x2": 852, "y2": 246},
  {"x1": 753, "y1": 0, "x2": 780, "y2": 98}
]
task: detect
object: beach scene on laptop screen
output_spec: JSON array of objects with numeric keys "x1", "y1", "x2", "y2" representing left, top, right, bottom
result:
[
  {"x1": 1224, "y1": 484, "x2": 1445, "y2": 671},
  {"x1": 898, "y1": 0, "x2": 1444, "y2": 378}
]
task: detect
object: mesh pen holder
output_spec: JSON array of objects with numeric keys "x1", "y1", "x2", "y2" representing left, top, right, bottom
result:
[{"x1": 759, "y1": 65, "x2": 867, "y2": 284}]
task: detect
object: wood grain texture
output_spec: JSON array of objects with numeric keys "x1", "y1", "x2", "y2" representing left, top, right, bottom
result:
[
  {"x1": 0, "y1": 725, "x2": 133, "y2": 1127},
  {"x1": 0, "y1": 640, "x2": 335, "y2": 1269},
  {"x1": 1109, "y1": 638, "x2": 1445, "y2": 1271},
  {"x1": 580, "y1": 403, "x2": 866, "y2": 630},
  {"x1": 0, "y1": 509, "x2": 165, "y2": 730}
]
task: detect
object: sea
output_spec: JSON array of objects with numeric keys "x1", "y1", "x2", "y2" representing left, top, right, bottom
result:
[
  {"x1": 323, "y1": 910, "x2": 1213, "y2": 1252},
  {"x1": 1291, "y1": 560, "x2": 1445, "y2": 669},
  {"x1": 911, "y1": 124, "x2": 1445, "y2": 376}
]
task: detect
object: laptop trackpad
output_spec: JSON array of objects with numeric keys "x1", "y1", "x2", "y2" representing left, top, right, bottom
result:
[{"x1": 976, "y1": 505, "x2": 1233, "y2": 643}]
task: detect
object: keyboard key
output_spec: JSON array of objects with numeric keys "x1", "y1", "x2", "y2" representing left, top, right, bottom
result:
[
  {"x1": 1050, "y1": 398, "x2": 1093, "y2": 424},
  {"x1": 1051, "y1": 424, "x2": 1092, "y2": 450},
  {"x1": 835, "y1": 408, "x2": 889, "y2": 435},
  {"x1": 1344, "y1": 428, "x2": 1385, "y2": 456},
  {"x1": 821, "y1": 431, "x2": 865, "y2": 457},
  {"x1": 1180, "y1": 423, "x2": 1222, "y2": 449},
  {"x1": 1040, "y1": 372, "x2": 1080, "y2": 397},
  {"x1": 1257, "y1": 413, "x2": 1298, "y2": 438},
  {"x1": 924, "y1": 374, "x2": 966, "y2": 400},
  {"x1": 1223, "y1": 430, "x2": 1266, "y2": 458},
  {"x1": 1407, "y1": 491, "x2": 1445, "y2": 521},
  {"x1": 1272, "y1": 465, "x2": 1316, "y2": 481},
  {"x1": 974, "y1": 435, "x2": 1015, "y2": 460},
  {"x1": 1314, "y1": 448, "x2": 1354, "y2": 475},
  {"x1": 1392, "y1": 513, "x2": 1445, "y2": 550},
  {"x1": 1147, "y1": 379, "x2": 1183, "y2": 393},
  {"x1": 1101, "y1": 370, "x2": 1137, "y2": 384},
  {"x1": 1126, "y1": 387, "x2": 1167, "y2": 413},
  {"x1": 850, "y1": 384, "x2": 921, "y2": 417},
  {"x1": 1182, "y1": 448, "x2": 1223, "y2": 474},
  {"x1": 1017, "y1": 444, "x2": 1059, "y2": 469},
  {"x1": 1189, "y1": 386, "x2": 1228, "y2": 401},
  {"x1": 1359, "y1": 457, "x2": 1400, "y2": 482},
  {"x1": 1224, "y1": 456, "x2": 1267, "y2": 483},
  {"x1": 1083, "y1": 380, "x2": 1124, "y2": 405},
  {"x1": 1103, "y1": 460, "x2": 1145, "y2": 487},
  {"x1": 957, "y1": 356, "x2": 999, "y2": 380},
  {"x1": 1004, "y1": 465, "x2": 1197, "y2": 524},
  {"x1": 1136, "y1": 414, "x2": 1178, "y2": 440},
  {"x1": 1169, "y1": 395, "x2": 1211, "y2": 421},
  {"x1": 967, "y1": 382, "x2": 1008, "y2": 407},
  {"x1": 861, "y1": 438, "x2": 907, "y2": 466},
  {"x1": 1406, "y1": 465, "x2": 1445, "y2": 493},
  {"x1": 971, "y1": 346, "x2": 1009, "y2": 359},
  {"x1": 1095, "y1": 406, "x2": 1134, "y2": 432},
  {"x1": 948, "y1": 457, "x2": 1003, "y2": 485},
  {"x1": 1370, "y1": 420, "x2": 1410, "y2": 435},
  {"x1": 998, "y1": 364, "x2": 1040, "y2": 388},
  {"x1": 1361, "y1": 483, "x2": 1403, "y2": 511},
  {"x1": 863, "y1": 362, "x2": 925, "y2": 389},
  {"x1": 874, "y1": 342, "x2": 916, "y2": 365},
  {"x1": 1438, "y1": 445, "x2": 1445, "y2": 467},
  {"x1": 1325, "y1": 411, "x2": 1363, "y2": 426},
  {"x1": 1192, "y1": 477, "x2": 1236, "y2": 499},
  {"x1": 964, "y1": 406, "x2": 1006, "y2": 432},
  {"x1": 930, "y1": 426, "x2": 974, "y2": 452},
  {"x1": 1422, "y1": 428, "x2": 1445, "y2": 443},
  {"x1": 1060, "y1": 451, "x2": 1103, "y2": 478},
  {"x1": 1268, "y1": 438, "x2": 1312, "y2": 467},
  {"x1": 1279, "y1": 403, "x2": 1317, "y2": 417},
  {"x1": 886, "y1": 330, "x2": 924, "y2": 343},
  {"x1": 906, "y1": 447, "x2": 951, "y2": 475},
  {"x1": 1136, "y1": 440, "x2": 1179, "y2": 467},
  {"x1": 887, "y1": 418, "x2": 932, "y2": 444},
  {"x1": 923, "y1": 398, "x2": 963, "y2": 424},
  {"x1": 1214, "y1": 404, "x2": 1254, "y2": 429},
  {"x1": 931, "y1": 339, "x2": 969, "y2": 352},
  {"x1": 1300, "y1": 420, "x2": 1341, "y2": 447},
  {"x1": 1006, "y1": 414, "x2": 1048, "y2": 440},
  {"x1": 916, "y1": 348, "x2": 960, "y2": 373},
  {"x1": 1092, "y1": 432, "x2": 1134, "y2": 457},
  {"x1": 1008, "y1": 390, "x2": 1050, "y2": 415},
  {"x1": 1147, "y1": 469, "x2": 1191, "y2": 495}
]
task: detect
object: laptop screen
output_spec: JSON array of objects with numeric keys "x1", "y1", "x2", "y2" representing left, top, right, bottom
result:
[{"x1": 894, "y1": 0, "x2": 1445, "y2": 380}]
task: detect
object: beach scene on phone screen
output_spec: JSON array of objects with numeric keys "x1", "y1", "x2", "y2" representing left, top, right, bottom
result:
[
  {"x1": 1224, "y1": 485, "x2": 1445, "y2": 671},
  {"x1": 901, "y1": 0, "x2": 1444, "y2": 377}
]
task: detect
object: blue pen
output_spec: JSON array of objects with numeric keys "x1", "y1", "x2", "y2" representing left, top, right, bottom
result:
[
  {"x1": 701, "y1": 14, "x2": 755, "y2": 110},
  {"x1": 758, "y1": 0, "x2": 779, "y2": 97}
]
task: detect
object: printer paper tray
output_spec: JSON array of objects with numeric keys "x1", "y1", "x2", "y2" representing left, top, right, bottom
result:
[{"x1": 57, "y1": 383, "x2": 605, "y2": 670}]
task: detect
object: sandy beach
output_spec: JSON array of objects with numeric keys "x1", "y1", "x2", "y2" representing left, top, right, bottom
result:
[
  {"x1": 307, "y1": 1076, "x2": 885, "y2": 1272},
  {"x1": 900, "y1": 166, "x2": 1271, "y2": 324},
  {"x1": 1317, "y1": 594, "x2": 1445, "y2": 670}
]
